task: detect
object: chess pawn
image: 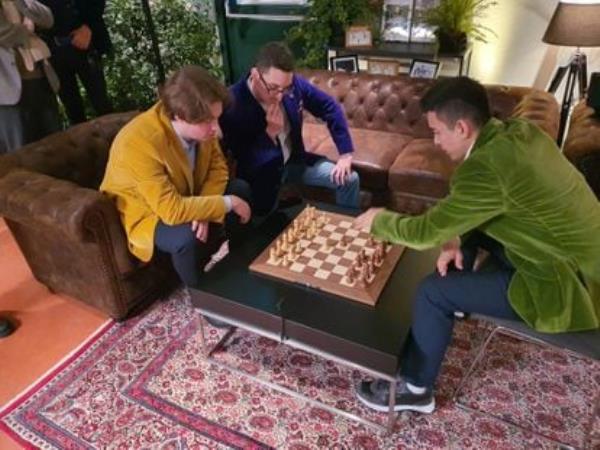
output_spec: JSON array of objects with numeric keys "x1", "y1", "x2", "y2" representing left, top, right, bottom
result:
[
  {"x1": 282, "y1": 255, "x2": 289, "y2": 266},
  {"x1": 367, "y1": 236, "x2": 375, "y2": 247}
]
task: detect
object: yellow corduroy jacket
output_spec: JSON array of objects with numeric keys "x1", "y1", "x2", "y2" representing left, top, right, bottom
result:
[
  {"x1": 100, "y1": 102, "x2": 229, "y2": 262},
  {"x1": 372, "y1": 118, "x2": 600, "y2": 333}
]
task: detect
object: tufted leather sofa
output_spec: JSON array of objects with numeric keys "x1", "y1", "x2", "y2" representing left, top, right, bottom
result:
[
  {"x1": 563, "y1": 101, "x2": 600, "y2": 199},
  {"x1": 0, "y1": 112, "x2": 178, "y2": 320},
  {"x1": 297, "y1": 69, "x2": 560, "y2": 214}
]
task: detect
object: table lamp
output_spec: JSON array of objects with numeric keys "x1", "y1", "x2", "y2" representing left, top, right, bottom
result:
[{"x1": 542, "y1": 0, "x2": 600, "y2": 145}]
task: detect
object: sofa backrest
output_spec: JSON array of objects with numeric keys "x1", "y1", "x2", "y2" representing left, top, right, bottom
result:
[
  {"x1": 0, "y1": 111, "x2": 138, "y2": 190},
  {"x1": 297, "y1": 69, "x2": 559, "y2": 140}
]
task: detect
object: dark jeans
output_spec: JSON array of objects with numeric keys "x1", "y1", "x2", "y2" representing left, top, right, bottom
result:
[
  {"x1": 0, "y1": 77, "x2": 61, "y2": 153},
  {"x1": 400, "y1": 232, "x2": 521, "y2": 388},
  {"x1": 51, "y1": 46, "x2": 112, "y2": 125},
  {"x1": 153, "y1": 179, "x2": 251, "y2": 288}
]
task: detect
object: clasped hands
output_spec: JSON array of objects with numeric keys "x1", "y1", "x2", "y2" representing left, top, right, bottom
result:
[{"x1": 190, "y1": 195, "x2": 251, "y2": 242}]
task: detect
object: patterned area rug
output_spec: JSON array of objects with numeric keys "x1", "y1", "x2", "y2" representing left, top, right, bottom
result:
[{"x1": 2, "y1": 290, "x2": 599, "y2": 449}]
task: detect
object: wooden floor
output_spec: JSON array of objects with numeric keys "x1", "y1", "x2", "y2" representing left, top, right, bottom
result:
[{"x1": 0, "y1": 218, "x2": 108, "y2": 449}]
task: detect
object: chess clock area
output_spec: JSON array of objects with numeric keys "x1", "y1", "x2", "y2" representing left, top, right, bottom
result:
[{"x1": 250, "y1": 206, "x2": 405, "y2": 305}]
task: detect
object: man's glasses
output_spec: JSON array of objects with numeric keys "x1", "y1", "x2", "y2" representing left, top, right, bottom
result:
[{"x1": 257, "y1": 71, "x2": 293, "y2": 96}]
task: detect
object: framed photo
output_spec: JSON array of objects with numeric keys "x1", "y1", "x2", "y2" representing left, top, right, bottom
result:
[
  {"x1": 367, "y1": 59, "x2": 399, "y2": 76},
  {"x1": 345, "y1": 26, "x2": 373, "y2": 48},
  {"x1": 381, "y1": 0, "x2": 412, "y2": 42},
  {"x1": 330, "y1": 55, "x2": 359, "y2": 73},
  {"x1": 409, "y1": 59, "x2": 440, "y2": 79},
  {"x1": 410, "y1": 0, "x2": 437, "y2": 43}
]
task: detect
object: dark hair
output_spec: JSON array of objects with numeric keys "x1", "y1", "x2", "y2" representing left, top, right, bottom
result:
[
  {"x1": 420, "y1": 77, "x2": 491, "y2": 129},
  {"x1": 159, "y1": 65, "x2": 230, "y2": 122},
  {"x1": 255, "y1": 41, "x2": 295, "y2": 73}
]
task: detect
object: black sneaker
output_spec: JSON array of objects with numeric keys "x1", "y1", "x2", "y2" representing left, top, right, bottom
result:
[{"x1": 355, "y1": 378, "x2": 435, "y2": 413}]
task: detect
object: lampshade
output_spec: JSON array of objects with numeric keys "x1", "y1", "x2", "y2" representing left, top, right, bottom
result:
[{"x1": 542, "y1": 1, "x2": 600, "y2": 47}]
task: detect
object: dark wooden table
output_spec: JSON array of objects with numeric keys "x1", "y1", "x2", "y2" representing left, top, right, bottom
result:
[{"x1": 190, "y1": 202, "x2": 438, "y2": 432}]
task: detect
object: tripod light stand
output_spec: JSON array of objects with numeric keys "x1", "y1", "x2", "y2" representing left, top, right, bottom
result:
[{"x1": 542, "y1": 1, "x2": 600, "y2": 147}]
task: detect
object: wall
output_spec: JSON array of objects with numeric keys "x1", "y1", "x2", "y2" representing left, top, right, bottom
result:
[{"x1": 469, "y1": 0, "x2": 600, "y2": 89}]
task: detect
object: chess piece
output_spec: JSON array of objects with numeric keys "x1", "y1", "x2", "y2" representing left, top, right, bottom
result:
[{"x1": 282, "y1": 255, "x2": 289, "y2": 266}]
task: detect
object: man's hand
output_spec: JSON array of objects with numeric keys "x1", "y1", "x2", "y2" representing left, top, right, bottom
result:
[
  {"x1": 437, "y1": 237, "x2": 463, "y2": 277},
  {"x1": 22, "y1": 17, "x2": 35, "y2": 33},
  {"x1": 265, "y1": 103, "x2": 284, "y2": 143},
  {"x1": 354, "y1": 207, "x2": 385, "y2": 231},
  {"x1": 70, "y1": 24, "x2": 92, "y2": 50},
  {"x1": 191, "y1": 220, "x2": 209, "y2": 243},
  {"x1": 331, "y1": 154, "x2": 353, "y2": 185},
  {"x1": 230, "y1": 195, "x2": 251, "y2": 224}
]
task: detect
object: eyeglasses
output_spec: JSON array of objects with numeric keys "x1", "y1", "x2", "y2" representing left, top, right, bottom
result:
[{"x1": 257, "y1": 71, "x2": 293, "y2": 96}]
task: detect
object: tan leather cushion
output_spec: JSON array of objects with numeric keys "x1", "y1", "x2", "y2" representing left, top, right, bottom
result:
[
  {"x1": 388, "y1": 138, "x2": 457, "y2": 199},
  {"x1": 303, "y1": 123, "x2": 412, "y2": 190}
]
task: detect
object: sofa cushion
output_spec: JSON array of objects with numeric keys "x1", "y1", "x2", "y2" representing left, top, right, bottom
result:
[
  {"x1": 388, "y1": 138, "x2": 457, "y2": 199},
  {"x1": 302, "y1": 123, "x2": 412, "y2": 190}
]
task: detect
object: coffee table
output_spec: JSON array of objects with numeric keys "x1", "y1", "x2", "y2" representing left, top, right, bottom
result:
[{"x1": 190, "y1": 203, "x2": 438, "y2": 433}]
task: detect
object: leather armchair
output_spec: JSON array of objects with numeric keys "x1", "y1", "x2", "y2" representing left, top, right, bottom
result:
[
  {"x1": 0, "y1": 112, "x2": 178, "y2": 320},
  {"x1": 563, "y1": 101, "x2": 600, "y2": 199}
]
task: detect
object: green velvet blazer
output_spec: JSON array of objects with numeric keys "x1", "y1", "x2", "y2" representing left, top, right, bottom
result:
[{"x1": 372, "y1": 118, "x2": 600, "y2": 333}]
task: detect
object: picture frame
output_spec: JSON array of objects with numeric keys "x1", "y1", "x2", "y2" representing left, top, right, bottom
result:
[
  {"x1": 409, "y1": 59, "x2": 440, "y2": 79},
  {"x1": 410, "y1": 0, "x2": 437, "y2": 43},
  {"x1": 330, "y1": 55, "x2": 360, "y2": 73},
  {"x1": 345, "y1": 26, "x2": 373, "y2": 48},
  {"x1": 367, "y1": 59, "x2": 399, "y2": 76},
  {"x1": 381, "y1": 0, "x2": 412, "y2": 42}
]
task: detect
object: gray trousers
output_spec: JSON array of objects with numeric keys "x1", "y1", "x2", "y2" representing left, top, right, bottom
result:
[{"x1": 0, "y1": 77, "x2": 62, "y2": 154}]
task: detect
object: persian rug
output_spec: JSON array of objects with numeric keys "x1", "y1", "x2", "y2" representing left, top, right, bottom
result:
[{"x1": 1, "y1": 289, "x2": 598, "y2": 449}]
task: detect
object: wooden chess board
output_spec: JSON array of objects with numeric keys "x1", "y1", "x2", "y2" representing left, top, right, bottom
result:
[{"x1": 249, "y1": 207, "x2": 405, "y2": 306}]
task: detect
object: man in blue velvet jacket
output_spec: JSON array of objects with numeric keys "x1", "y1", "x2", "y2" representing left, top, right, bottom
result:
[{"x1": 219, "y1": 41, "x2": 360, "y2": 215}]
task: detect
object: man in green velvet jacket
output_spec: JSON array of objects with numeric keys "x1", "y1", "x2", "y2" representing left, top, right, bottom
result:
[{"x1": 354, "y1": 76, "x2": 600, "y2": 415}]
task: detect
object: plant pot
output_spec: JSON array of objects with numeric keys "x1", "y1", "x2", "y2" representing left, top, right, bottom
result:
[{"x1": 436, "y1": 30, "x2": 467, "y2": 54}]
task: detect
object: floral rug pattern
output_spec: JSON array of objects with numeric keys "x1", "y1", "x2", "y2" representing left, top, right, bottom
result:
[{"x1": 1, "y1": 290, "x2": 598, "y2": 449}]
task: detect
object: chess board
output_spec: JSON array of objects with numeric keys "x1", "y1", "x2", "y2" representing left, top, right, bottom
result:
[{"x1": 249, "y1": 207, "x2": 405, "y2": 306}]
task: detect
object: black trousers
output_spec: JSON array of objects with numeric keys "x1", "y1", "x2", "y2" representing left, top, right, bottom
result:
[
  {"x1": 50, "y1": 46, "x2": 112, "y2": 125},
  {"x1": 153, "y1": 179, "x2": 251, "y2": 288},
  {"x1": 400, "y1": 232, "x2": 522, "y2": 388}
]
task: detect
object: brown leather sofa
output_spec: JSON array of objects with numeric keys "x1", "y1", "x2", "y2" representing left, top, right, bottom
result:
[
  {"x1": 298, "y1": 69, "x2": 560, "y2": 214},
  {"x1": 0, "y1": 112, "x2": 178, "y2": 320},
  {"x1": 563, "y1": 101, "x2": 600, "y2": 199}
]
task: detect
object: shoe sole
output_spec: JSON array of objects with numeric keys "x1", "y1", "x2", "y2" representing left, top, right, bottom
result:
[{"x1": 356, "y1": 392, "x2": 435, "y2": 414}]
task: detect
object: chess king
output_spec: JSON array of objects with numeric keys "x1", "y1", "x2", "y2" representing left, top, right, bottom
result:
[{"x1": 354, "y1": 76, "x2": 600, "y2": 415}]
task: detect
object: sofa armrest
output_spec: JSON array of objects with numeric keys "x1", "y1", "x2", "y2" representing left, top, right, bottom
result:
[
  {"x1": 510, "y1": 89, "x2": 560, "y2": 140},
  {"x1": 0, "y1": 170, "x2": 136, "y2": 273}
]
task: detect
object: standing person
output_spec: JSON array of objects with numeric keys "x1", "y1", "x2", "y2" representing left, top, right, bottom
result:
[
  {"x1": 39, "y1": 0, "x2": 112, "y2": 124},
  {"x1": 0, "y1": 0, "x2": 61, "y2": 153},
  {"x1": 354, "y1": 76, "x2": 600, "y2": 413},
  {"x1": 219, "y1": 41, "x2": 360, "y2": 216},
  {"x1": 101, "y1": 66, "x2": 252, "y2": 292}
]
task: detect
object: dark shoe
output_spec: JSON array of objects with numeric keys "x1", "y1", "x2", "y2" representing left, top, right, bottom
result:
[
  {"x1": 203, "y1": 315, "x2": 231, "y2": 328},
  {"x1": 355, "y1": 378, "x2": 435, "y2": 413}
]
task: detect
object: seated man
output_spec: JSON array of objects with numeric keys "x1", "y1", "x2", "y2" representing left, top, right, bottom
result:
[
  {"x1": 354, "y1": 77, "x2": 600, "y2": 414},
  {"x1": 219, "y1": 41, "x2": 360, "y2": 215},
  {"x1": 101, "y1": 66, "x2": 251, "y2": 290}
]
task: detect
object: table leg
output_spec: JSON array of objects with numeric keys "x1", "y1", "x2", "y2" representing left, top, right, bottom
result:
[{"x1": 386, "y1": 380, "x2": 397, "y2": 434}]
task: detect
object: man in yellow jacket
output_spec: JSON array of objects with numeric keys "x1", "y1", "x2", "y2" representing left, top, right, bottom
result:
[{"x1": 101, "y1": 66, "x2": 251, "y2": 290}]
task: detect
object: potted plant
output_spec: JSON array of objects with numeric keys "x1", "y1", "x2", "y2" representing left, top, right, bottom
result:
[
  {"x1": 422, "y1": 0, "x2": 497, "y2": 53},
  {"x1": 286, "y1": 0, "x2": 382, "y2": 69}
]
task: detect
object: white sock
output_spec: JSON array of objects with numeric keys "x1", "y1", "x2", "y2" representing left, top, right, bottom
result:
[{"x1": 406, "y1": 382, "x2": 426, "y2": 395}]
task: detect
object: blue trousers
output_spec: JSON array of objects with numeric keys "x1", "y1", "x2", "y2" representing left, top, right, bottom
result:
[
  {"x1": 400, "y1": 232, "x2": 521, "y2": 388},
  {"x1": 285, "y1": 158, "x2": 360, "y2": 209},
  {"x1": 153, "y1": 179, "x2": 250, "y2": 288}
]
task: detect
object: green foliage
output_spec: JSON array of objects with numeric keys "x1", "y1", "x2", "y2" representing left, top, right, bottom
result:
[
  {"x1": 286, "y1": 0, "x2": 382, "y2": 69},
  {"x1": 422, "y1": 0, "x2": 497, "y2": 43},
  {"x1": 104, "y1": 0, "x2": 222, "y2": 111}
]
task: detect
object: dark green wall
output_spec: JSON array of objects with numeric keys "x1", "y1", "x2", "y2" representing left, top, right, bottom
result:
[{"x1": 214, "y1": 1, "x2": 305, "y2": 84}]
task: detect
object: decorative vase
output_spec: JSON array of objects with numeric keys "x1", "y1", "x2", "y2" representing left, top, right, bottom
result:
[{"x1": 435, "y1": 30, "x2": 467, "y2": 54}]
